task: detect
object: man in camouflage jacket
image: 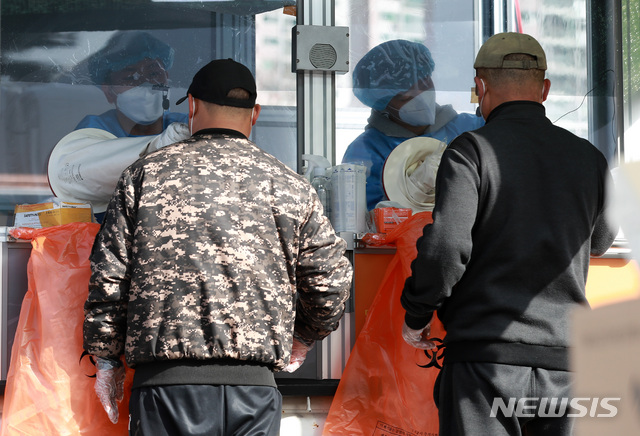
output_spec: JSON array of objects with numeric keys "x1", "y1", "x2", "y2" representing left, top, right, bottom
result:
[{"x1": 83, "y1": 59, "x2": 352, "y2": 436}]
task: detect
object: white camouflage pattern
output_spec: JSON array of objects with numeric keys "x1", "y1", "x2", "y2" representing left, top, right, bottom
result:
[{"x1": 83, "y1": 130, "x2": 353, "y2": 371}]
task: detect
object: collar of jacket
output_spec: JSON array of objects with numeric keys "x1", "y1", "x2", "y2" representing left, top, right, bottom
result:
[
  {"x1": 485, "y1": 100, "x2": 546, "y2": 123},
  {"x1": 192, "y1": 128, "x2": 248, "y2": 139}
]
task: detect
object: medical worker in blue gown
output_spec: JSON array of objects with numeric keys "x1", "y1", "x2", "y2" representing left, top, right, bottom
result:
[
  {"x1": 342, "y1": 40, "x2": 484, "y2": 210},
  {"x1": 47, "y1": 31, "x2": 190, "y2": 221}
]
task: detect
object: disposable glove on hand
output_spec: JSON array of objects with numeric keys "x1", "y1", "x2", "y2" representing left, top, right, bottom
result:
[
  {"x1": 94, "y1": 357, "x2": 126, "y2": 424},
  {"x1": 283, "y1": 338, "x2": 313, "y2": 373},
  {"x1": 402, "y1": 321, "x2": 436, "y2": 350},
  {"x1": 142, "y1": 122, "x2": 191, "y2": 155}
]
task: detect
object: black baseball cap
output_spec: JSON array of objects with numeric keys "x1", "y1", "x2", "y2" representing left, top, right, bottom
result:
[{"x1": 176, "y1": 58, "x2": 257, "y2": 108}]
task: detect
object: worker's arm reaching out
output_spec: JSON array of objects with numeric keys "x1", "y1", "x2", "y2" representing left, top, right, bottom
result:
[{"x1": 47, "y1": 123, "x2": 189, "y2": 212}]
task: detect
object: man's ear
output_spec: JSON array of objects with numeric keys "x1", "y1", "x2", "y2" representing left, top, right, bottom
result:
[
  {"x1": 251, "y1": 104, "x2": 261, "y2": 126},
  {"x1": 473, "y1": 76, "x2": 485, "y2": 100},
  {"x1": 188, "y1": 95, "x2": 197, "y2": 118},
  {"x1": 541, "y1": 78, "x2": 551, "y2": 102}
]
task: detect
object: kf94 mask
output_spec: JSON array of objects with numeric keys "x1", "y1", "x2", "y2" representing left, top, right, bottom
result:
[
  {"x1": 116, "y1": 83, "x2": 164, "y2": 125},
  {"x1": 398, "y1": 90, "x2": 436, "y2": 126}
]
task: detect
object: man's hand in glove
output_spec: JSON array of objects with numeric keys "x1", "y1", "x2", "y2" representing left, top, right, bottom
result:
[
  {"x1": 402, "y1": 321, "x2": 437, "y2": 350},
  {"x1": 94, "y1": 357, "x2": 126, "y2": 424},
  {"x1": 283, "y1": 337, "x2": 313, "y2": 373},
  {"x1": 142, "y1": 122, "x2": 191, "y2": 155}
]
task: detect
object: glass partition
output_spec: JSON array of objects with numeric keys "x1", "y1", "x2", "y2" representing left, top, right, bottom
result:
[
  {"x1": 335, "y1": 0, "x2": 617, "y2": 209},
  {"x1": 0, "y1": 1, "x2": 297, "y2": 225},
  {"x1": 335, "y1": 0, "x2": 481, "y2": 163},
  {"x1": 520, "y1": 1, "x2": 590, "y2": 142},
  {"x1": 0, "y1": 0, "x2": 629, "y2": 223},
  {"x1": 623, "y1": 0, "x2": 640, "y2": 161},
  {"x1": 335, "y1": 0, "x2": 483, "y2": 209}
]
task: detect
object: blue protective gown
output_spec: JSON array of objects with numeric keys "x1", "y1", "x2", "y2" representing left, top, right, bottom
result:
[
  {"x1": 342, "y1": 106, "x2": 484, "y2": 209},
  {"x1": 75, "y1": 109, "x2": 188, "y2": 136},
  {"x1": 74, "y1": 110, "x2": 188, "y2": 222}
]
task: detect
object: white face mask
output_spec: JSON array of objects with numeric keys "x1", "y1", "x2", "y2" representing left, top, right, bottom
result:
[
  {"x1": 116, "y1": 83, "x2": 164, "y2": 125},
  {"x1": 189, "y1": 99, "x2": 196, "y2": 135},
  {"x1": 398, "y1": 90, "x2": 436, "y2": 126},
  {"x1": 477, "y1": 78, "x2": 487, "y2": 119}
]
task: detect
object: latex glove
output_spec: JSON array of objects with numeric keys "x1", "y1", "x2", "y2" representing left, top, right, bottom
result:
[
  {"x1": 405, "y1": 141, "x2": 446, "y2": 204},
  {"x1": 283, "y1": 338, "x2": 313, "y2": 373},
  {"x1": 94, "y1": 357, "x2": 126, "y2": 424},
  {"x1": 142, "y1": 122, "x2": 191, "y2": 155},
  {"x1": 402, "y1": 321, "x2": 437, "y2": 350}
]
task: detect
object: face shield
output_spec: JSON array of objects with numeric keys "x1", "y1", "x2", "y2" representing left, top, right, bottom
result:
[
  {"x1": 89, "y1": 32, "x2": 174, "y2": 123},
  {"x1": 88, "y1": 31, "x2": 175, "y2": 86}
]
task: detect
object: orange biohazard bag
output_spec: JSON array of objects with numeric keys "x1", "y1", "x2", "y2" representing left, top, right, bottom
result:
[
  {"x1": 323, "y1": 212, "x2": 446, "y2": 436},
  {"x1": 1, "y1": 222, "x2": 134, "y2": 435}
]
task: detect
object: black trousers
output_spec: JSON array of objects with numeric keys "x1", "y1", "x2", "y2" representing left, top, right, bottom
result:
[
  {"x1": 436, "y1": 362, "x2": 574, "y2": 436},
  {"x1": 128, "y1": 384, "x2": 282, "y2": 436}
]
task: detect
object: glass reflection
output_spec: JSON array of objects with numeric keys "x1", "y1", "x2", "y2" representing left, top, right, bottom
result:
[
  {"x1": 342, "y1": 39, "x2": 483, "y2": 209},
  {"x1": 0, "y1": 3, "x2": 294, "y2": 225},
  {"x1": 336, "y1": 0, "x2": 483, "y2": 209},
  {"x1": 336, "y1": 0, "x2": 601, "y2": 208}
]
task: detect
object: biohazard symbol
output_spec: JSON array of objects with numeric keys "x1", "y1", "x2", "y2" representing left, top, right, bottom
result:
[{"x1": 416, "y1": 337, "x2": 445, "y2": 370}]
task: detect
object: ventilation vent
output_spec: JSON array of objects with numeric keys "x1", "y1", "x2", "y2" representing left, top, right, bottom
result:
[
  {"x1": 309, "y1": 44, "x2": 337, "y2": 69},
  {"x1": 292, "y1": 25, "x2": 349, "y2": 73}
]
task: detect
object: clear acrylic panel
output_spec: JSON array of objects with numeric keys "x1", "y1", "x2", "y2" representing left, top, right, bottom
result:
[
  {"x1": 0, "y1": 1, "x2": 297, "y2": 225},
  {"x1": 335, "y1": 0, "x2": 483, "y2": 165},
  {"x1": 334, "y1": 0, "x2": 619, "y2": 209},
  {"x1": 335, "y1": 0, "x2": 597, "y2": 156},
  {"x1": 623, "y1": 0, "x2": 640, "y2": 162},
  {"x1": 0, "y1": 0, "x2": 628, "y2": 224}
]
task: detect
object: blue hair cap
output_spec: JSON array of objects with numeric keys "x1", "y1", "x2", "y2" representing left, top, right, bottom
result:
[
  {"x1": 352, "y1": 40, "x2": 435, "y2": 111},
  {"x1": 88, "y1": 31, "x2": 175, "y2": 85}
]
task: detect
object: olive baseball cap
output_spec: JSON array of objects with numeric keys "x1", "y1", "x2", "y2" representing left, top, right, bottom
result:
[
  {"x1": 474, "y1": 32, "x2": 547, "y2": 70},
  {"x1": 176, "y1": 58, "x2": 257, "y2": 108}
]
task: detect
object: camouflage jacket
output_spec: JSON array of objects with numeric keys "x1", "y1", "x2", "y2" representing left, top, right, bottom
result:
[{"x1": 83, "y1": 129, "x2": 352, "y2": 371}]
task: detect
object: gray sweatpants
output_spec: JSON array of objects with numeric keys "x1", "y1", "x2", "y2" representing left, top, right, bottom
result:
[{"x1": 436, "y1": 362, "x2": 574, "y2": 436}]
